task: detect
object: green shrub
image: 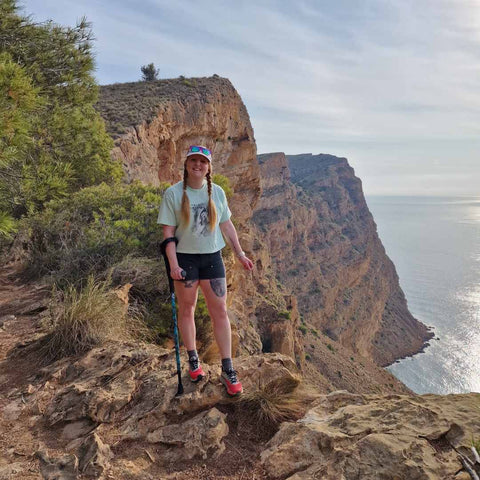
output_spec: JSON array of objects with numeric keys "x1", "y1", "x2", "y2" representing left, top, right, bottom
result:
[
  {"x1": 108, "y1": 256, "x2": 213, "y2": 345},
  {"x1": 0, "y1": 211, "x2": 17, "y2": 242},
  {"x1": 212, "y1": 174, "x2": 233, "y2": 199},
  {"x1": 327, "y1": 343, "x2": 335, "y2": 352},
  {"x1": 305, "y1": 353, "x2": 311, "y2": 361},
  {"x1": 20, "y1": 181, "x2": 168, "y2": 286},
  {"x1": 141, "y1": 63, "x2": 159, "y2": 81},
  {"x1": 298, "y1": 325, "x2": 307, "y2": 335},
  {"x1": 278, "y1": 310, "x2": 291, "y2": 320},
  {"x1": 0, "y1": 13, "x2": 123, "y2": 222}
]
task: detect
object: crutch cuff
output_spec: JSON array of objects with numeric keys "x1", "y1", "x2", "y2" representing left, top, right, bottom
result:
[{"x1": 160, "y1": 237, "x2": 178, "y2": 256}]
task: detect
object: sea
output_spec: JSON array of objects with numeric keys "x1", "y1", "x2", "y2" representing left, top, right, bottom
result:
[{"x1": 365, "y1": 196, "x2": 480, "y2": 394}]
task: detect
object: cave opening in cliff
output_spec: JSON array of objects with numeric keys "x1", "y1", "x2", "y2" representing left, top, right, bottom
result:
[{"x1": 261, "y1": 335, "x2": 272, "y2": 353}]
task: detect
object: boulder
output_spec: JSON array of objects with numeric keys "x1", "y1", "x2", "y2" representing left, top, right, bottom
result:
[
  {"x1": 147, "y1": 407, "x2": 228, "y2": 461},
  {"x1": 35, "y1": 338, "x2": 300, "y2": 445},
  {"x1": 62, "y1": 419, "x2": 97, "y2": 441},
  {"x1": 0, "y1": 314, "x2": 15, "y2": 328},
  {"x1": 170, "y1": 352, "x2": 300, "y2": 416},
  {"x1": 36, "y1": 450, "x2": 78, "y2": 480},
  {"x1": 77, "y1": 433, "x2": 113, "y2": 477},
  {"x1": 261, "y1": 391, "x2": 480, "y2": 480}
]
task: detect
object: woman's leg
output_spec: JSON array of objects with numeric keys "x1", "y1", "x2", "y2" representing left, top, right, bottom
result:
[
  {"x1": 200, "y1": 277, "x2": 242, "y2": 395},
  {"x1": 174, "y1": 280, "x2": 200, "y2": 351},
  {"x1": 199, "y1": 278, "x2": 231, "y2": 359}
]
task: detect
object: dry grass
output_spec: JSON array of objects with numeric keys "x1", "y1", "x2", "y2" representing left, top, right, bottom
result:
[
  {"x1": 236, "y1": 375, "x2": 317, "y2": 432},
  {"x1": 40, "y1": 275, "x2": 148, "y2": 361}
]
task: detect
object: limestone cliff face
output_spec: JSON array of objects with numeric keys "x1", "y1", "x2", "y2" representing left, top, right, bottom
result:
[
  {"x1": 253, "y1": 152, "x2": 433, "y2": 366},
  {"x1": 98, "y1": 77, "x2": 260, "y2": 224}
]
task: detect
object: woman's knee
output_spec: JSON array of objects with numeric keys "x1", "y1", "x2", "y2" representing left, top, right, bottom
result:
[
  {"x1": 208, "y1": 301, "x2": 228, "y2": 321},
  {"x1": 178, "y1": 300, "x2": 196, "y2": 316}
]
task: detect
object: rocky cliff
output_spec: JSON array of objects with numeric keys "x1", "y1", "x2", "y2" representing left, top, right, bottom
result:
[
  {"x1": 97, "y1": 76, "x2": 432, "y2": 371},
  {"x1": 253, "y1": 152, "x2": 434, "y2": 366},
  {"x1": 98, "y1": 76, "x2": 260, "y2": 224}
]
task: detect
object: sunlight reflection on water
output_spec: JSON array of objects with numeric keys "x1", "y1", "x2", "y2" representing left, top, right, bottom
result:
[{"x1": 367, "y1": 196, "x2": 480, "y2": 394}]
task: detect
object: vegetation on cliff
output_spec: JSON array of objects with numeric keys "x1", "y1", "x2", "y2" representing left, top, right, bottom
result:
[
  {"x1": 97, "y1": 75, "x2": 236, "y2": 140},
  {"x1": 140, "y1": 62, "x2": 160, "y2": 82},
  {"x1": 0, "y1": 2, "x2": 240, "y2": 350},
  {"x1": 21, "y1": 182, "x2": 166, "y2": 285}
]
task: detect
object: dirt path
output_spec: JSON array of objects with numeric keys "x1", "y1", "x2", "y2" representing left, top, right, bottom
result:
[{"x1": 0, "y1": 264, "x2": 51, "y2": 479}]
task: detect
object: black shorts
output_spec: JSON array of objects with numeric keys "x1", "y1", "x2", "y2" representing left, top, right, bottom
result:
[{"x1": 176, "y1": 251, "x2": 226, "y2": 281}]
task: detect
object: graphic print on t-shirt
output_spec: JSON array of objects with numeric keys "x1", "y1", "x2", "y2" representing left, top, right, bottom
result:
[{"x1": 191, "y1": 203, "x2": 209, "y2": 237}]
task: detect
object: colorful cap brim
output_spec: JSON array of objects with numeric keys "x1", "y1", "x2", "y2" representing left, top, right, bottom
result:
[{"x1": 186, "y1": 151, "x2": 212, "y2": 162}]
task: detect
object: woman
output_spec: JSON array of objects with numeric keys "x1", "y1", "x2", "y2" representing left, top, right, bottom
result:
[{"x1": 157, "y1": 145, "x2": 254, "y2": 396}]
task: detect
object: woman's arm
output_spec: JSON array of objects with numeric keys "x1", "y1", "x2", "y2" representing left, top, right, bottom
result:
[
  {"x1": 162, "y1": 225, "x2": 185, "y2": 280},
  {"x1": 219, "y1": 219, "x2": 254, "y2": 271}
]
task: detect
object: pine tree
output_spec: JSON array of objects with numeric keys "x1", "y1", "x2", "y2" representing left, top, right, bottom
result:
[
  {"x1": 0, "y1": 51, "x2": 41, "y2": 235},
  {"x1": 141, "y1": 63, "x2": 159, "y2": 81},
  {"x1": 0, "y1": 0, "x2": 123, "y2": 237}
]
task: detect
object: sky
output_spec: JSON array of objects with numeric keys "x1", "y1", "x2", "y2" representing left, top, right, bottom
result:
[{"x1": 19, "y1": 0, "x2": 480, "y2": 196}]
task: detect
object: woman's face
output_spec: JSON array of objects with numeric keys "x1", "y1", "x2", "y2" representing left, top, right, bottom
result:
[{"x1": 186, "y1": 155, "x2": 210, "y2": 179}]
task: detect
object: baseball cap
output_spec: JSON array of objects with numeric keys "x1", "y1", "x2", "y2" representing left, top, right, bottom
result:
[{"x1": 186, "y1": 145, "x2": 212, "y2": 162}]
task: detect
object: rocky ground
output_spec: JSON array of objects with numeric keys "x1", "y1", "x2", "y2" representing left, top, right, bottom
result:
[
  {"x1": 1, "y1": 264, "x2": 480, "y2": 480},
  {"x1": 0, "y1": 264, "x2": 304, "y2": 479}
]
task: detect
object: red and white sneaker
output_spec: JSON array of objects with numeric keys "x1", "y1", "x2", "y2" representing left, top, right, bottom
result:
[
  {"x1": 188, "y1": 357, "x2": 205, "y2": 383},
  {"x1": 220, "y1": 369, "x2": 243, "y2": 396}
]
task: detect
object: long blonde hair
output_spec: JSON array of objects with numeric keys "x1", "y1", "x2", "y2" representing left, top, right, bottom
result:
[{"x1": 180, "y1": 163, "x2": 217, "y2": 231}]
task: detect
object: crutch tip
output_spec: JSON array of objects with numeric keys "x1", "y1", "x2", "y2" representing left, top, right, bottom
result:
[{"x1": 175, "y1": 384, "x2": 184, "y2": 396}]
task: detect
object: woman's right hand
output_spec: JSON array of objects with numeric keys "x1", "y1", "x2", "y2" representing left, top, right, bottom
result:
[{"x1": 170, "y1": 266, "x2": 186, "y2": 280}]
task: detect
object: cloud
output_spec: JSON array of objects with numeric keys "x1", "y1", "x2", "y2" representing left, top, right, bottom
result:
[{"x1": 20, "y1": 0, "x2": 480, "y2": 195}]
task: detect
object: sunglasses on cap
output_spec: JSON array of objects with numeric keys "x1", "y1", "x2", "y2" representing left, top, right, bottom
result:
[{"x1": 188, "y1": 146, "x2": 211, "y2": 156}]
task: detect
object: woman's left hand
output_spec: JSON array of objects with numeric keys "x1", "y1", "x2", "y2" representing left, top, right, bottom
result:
[{"x1": 238, "y1": 254, "x2": 254, "y2": 271}]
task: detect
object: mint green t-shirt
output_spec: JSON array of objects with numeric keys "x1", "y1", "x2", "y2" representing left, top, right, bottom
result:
[{"x1": 157, "y1": 181, "x2": 231, "y2": 254}]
